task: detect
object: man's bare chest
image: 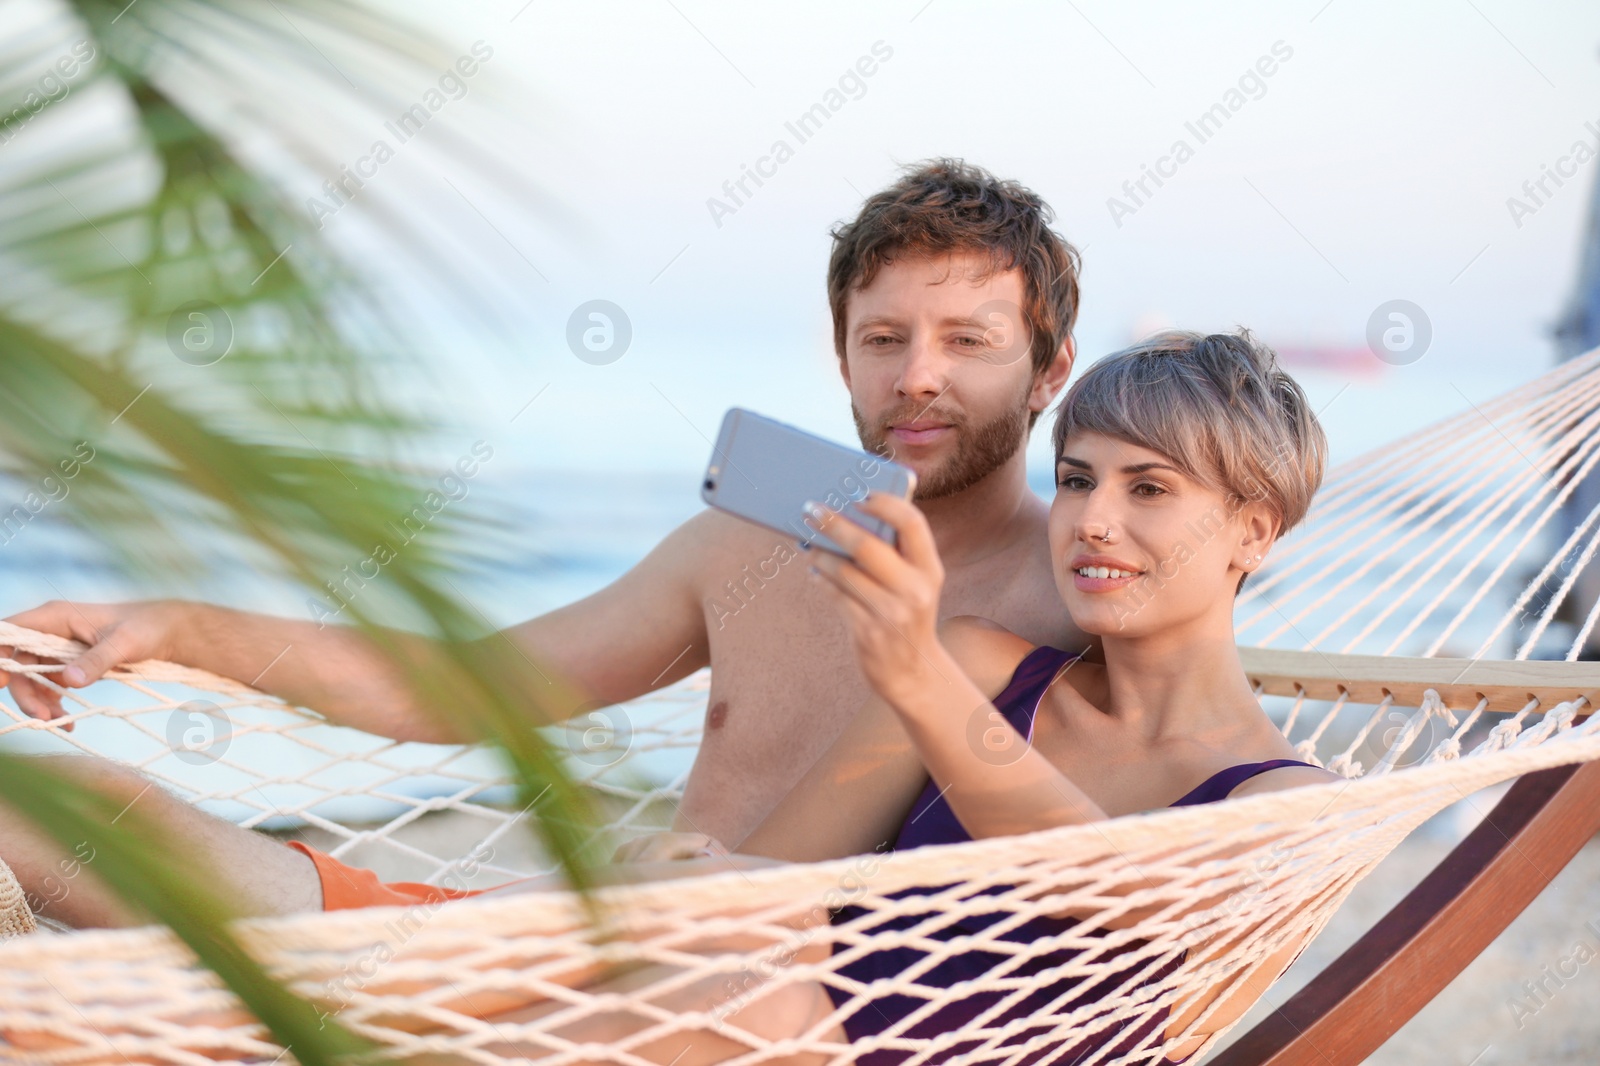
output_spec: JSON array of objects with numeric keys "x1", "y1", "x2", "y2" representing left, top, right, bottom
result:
[{"x1": 695, "y1": 535, "x2": 1073, "y2": 737}]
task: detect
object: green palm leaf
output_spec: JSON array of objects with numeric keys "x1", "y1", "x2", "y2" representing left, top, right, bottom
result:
[{"x1": 0, "y1": 1, "x2": 612, "y2": 1061}]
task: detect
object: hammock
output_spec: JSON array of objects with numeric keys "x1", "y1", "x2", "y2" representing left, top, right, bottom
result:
[{"x1": 3, "y1": 348, "x2": 1600, "y2": 1066}]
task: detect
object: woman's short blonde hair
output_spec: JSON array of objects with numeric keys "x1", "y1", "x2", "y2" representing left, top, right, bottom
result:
[{"x1": 1051, "y1": 329, "x2": 1328, "y2": 542}]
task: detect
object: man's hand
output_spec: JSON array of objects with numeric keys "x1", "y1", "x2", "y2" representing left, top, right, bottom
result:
[
  {"x1": 0, "y1": 601, "x2": 186, "y2": 725},
  {"x1": 610, "y1": 831, "x2": 729, "y2": 864}
]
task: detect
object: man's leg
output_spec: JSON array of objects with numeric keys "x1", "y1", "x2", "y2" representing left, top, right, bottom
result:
[{"x1": 0, "y1": 754, "x2": 322, "y2": 927}]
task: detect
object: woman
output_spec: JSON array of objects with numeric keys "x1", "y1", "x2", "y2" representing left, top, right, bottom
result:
[{"x1": 453, "y1": 327, "x2": 1344, "y2": 1065}]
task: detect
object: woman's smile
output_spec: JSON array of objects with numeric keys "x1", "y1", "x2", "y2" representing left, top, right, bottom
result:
[{"x1": 1069, "y1": 552, "x2": 1146, "y2": 592}]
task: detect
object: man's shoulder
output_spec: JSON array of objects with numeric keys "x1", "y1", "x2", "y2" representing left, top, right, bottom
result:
[
  {"x1": 674, "y1": 507, "x2": 800, "y2": 555},
  {"x1": 665, "y1": 508, "x2": 807, "y2": 583}
]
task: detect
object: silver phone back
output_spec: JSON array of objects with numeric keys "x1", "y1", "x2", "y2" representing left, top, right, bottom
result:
[{"x1": 700, "y1": 408, "x2": 916, "y2": 555}]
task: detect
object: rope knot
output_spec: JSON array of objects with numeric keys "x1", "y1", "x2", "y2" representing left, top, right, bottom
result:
[
  {"x1": 1326, "y1": 752, "x2": 1362, "y2": 778},
  {"x1": 1545, "y1": 701, "x2": 1578, "y2": 734},
  {"x1": 1419, "y1": 689, "x2": 1460, "y2": 729},
  {"x1": 1428, "y1": 737, "x2": 1462, "y2": 762},
  {"x1": 1512, "y1": 699, "x2": 1580, "y2": 748},
  {"x1": 1486, "y1": 719, "x2": 1522, "y2": 751}
]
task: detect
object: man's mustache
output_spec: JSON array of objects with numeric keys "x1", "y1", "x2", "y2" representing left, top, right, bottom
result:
[
  {"x1": 872, "y1": 406, "x2": 966, "y2": 432},
  {"x1": 859, "y1": 406, "x2": 966, "y2": 462}
]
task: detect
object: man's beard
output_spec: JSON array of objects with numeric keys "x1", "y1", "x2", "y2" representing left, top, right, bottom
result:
[{"x1": 852, "y1": 398, "x2": 1030, "y2": 501}]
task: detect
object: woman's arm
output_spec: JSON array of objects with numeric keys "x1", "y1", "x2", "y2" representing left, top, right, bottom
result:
[
  {"x1": 805, "y1": 495, "x2": 1116, "y2": 842},
  {"x1": 734, "y1": 614, "x2": 1033, "y2": 863}
]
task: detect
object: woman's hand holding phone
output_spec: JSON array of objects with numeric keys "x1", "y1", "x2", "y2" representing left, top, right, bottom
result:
[{"x1": 803, "y1": 493, "x2": 955, "y2": 708}]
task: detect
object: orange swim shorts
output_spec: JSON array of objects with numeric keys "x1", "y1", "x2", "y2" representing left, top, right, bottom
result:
[{"x1": 286, "y1": 840, "x2": 493, "y2": 911}]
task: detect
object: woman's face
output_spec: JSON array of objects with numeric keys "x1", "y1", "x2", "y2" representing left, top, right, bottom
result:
[{"x1": 1047, "y1": 431, "x2": 1269, "y2": 639}]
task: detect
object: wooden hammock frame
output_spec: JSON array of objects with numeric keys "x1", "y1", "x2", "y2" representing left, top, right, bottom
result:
[{"x1": 1214, "y1": 648, "x2": 1600, "y2": 1065}]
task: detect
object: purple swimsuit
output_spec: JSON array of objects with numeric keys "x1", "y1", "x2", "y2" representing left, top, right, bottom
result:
[{"x1": 824, "y1": 644, "x2": 1317, "y2": 1066}]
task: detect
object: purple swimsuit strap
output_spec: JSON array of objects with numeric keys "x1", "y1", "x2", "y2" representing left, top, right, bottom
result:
[{"x1": 1168, "y1": 758, "x2": 1321, "y2": 807}]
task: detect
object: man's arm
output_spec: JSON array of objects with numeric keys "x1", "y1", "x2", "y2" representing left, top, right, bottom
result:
[
  {"x1": 0, "y1": 510, "x2": 721, "y2": 742},
  {"x1": 490, "y1": 509, "x2": 719, "y2": 711}
]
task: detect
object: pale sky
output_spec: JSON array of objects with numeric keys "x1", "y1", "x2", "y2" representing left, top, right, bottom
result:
[{"x1": 298, "y1": 0, "x2": 1600, "y2": 475}]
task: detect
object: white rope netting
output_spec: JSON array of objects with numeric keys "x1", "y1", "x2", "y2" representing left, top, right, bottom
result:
[{"x1": 2, "y1": 349, "x2": 1600, "y2": 1066}]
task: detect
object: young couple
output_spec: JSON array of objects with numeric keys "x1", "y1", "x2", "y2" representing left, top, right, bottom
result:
[{"x1": 0, "y1": 158, "x2": 1339, "y2": 1063}]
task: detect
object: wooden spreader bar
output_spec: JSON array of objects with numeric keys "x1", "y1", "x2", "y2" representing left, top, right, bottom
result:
[{"x1": 1237, "y1": 647, "x2": 1600, "y2": 712}]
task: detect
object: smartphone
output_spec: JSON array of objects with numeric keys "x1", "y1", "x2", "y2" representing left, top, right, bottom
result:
[{"x1": 700, "y1": 408, "x2": 917, "y2": 556}]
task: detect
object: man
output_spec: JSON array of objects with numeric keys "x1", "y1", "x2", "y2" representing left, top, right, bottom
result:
[{"x1": 0, "y1": 158, "x2": 1091, "y2": 924}]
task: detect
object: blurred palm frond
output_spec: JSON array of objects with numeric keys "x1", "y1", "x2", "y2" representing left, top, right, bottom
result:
[{"x1": 0, "y1": 1, "x2": 605, "y2": 1061}]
